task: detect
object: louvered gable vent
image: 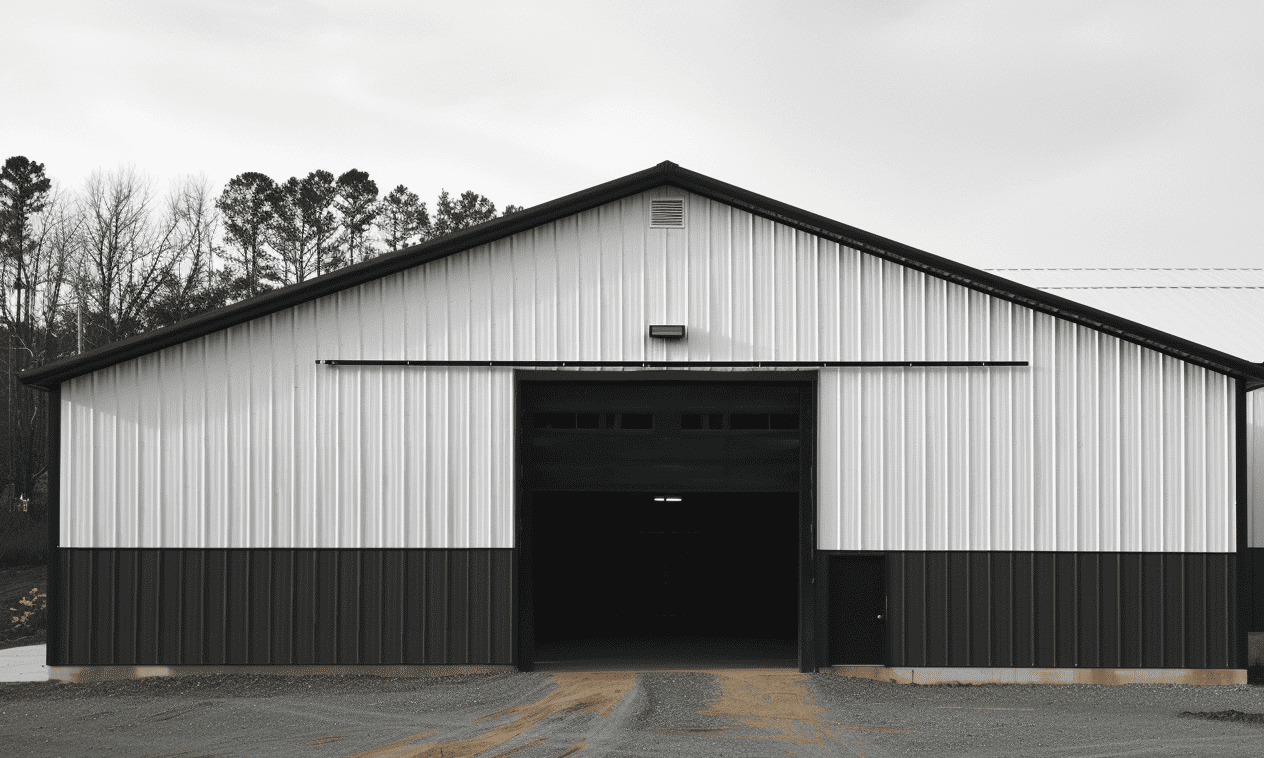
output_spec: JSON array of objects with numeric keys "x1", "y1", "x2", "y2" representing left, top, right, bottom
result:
[{"x1": 650, "y1": 198, "x2": 685, "y2": 228}]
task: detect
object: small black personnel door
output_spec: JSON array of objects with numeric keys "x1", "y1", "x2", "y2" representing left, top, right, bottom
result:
[{"x1": 828, "y1": 555, "x2": 886, "y2": 665}]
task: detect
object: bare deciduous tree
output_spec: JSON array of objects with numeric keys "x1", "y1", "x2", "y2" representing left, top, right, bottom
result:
[
  {"x1": 75, "y1": 165, "x2": 182, "y2": 346},
  {"x1": 147, "y1": 175, "x2": 231, "y2": 328},
  {"x1": 173, "y1": 174, "x2": 220, "y2": 293}
]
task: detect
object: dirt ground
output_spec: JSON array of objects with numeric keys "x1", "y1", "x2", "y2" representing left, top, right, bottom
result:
[
  {"x1": 0, "y1": 565, "x2": 46, "y2": 652},
  {"x1": 4, "y1": 668, "x2": 1264, "y2": 757}
]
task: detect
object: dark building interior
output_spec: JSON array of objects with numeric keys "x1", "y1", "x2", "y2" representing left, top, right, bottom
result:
[
  {"x1": 531, "y1": 491, "x2": 799, "y2": 665},
  {"x1": 521, "y1": 379, "x2": 810, "y2": 667}
]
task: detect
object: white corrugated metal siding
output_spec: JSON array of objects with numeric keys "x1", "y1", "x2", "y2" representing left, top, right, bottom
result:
[
  {"x1": 62, "y1": 352, "x2": 514, "y2": 549},
  {"x1": 60, "y1": 190, "x2": 1237, "y2": 551},
  {"x1": 818, "y1": 325, "x2": 1234, "y2": 552}
]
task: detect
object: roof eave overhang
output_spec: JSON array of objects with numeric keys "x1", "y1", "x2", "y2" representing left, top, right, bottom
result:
[{"x1": 20, "y1": 161, "x2": 1264, "y2": 391}]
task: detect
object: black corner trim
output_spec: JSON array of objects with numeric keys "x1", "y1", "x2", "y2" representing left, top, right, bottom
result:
[
  {"x1": 46, "y1": 385, "x2": 61, "y2": 666},
  {"x1": 1237, "y1": 380, "x2": 1251, "y2": 668}
]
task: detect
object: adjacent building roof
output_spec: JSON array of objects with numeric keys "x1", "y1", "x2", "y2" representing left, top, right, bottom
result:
[
  {"x1": 20, "y1": 161, "x2": 1264, "y2": 390},
  {"x1": 987, "y1": 268, "x2": 1264, "y2": 364}
]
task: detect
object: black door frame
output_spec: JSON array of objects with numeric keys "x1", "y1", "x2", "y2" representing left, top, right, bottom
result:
[{"x1": 513, "y1": 369, "x2": 818, "y2": 673}]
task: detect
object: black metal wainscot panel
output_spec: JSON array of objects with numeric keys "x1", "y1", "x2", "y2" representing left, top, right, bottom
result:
[
  {"x1": 879, "y1": 552, "x2": 1237, "y2": 669},
  {"x1": 54, "y1": 548, "x2": 514, "y2": 666}
]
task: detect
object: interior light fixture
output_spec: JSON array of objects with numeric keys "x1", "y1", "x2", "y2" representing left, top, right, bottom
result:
[{"x1": 653, "y1": 496, "x2": 683, "y2": 502}]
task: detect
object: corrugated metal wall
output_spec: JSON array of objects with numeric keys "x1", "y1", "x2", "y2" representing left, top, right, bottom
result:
[
  {"x1": 53, "y1": 548, "x2": 513, "y2": 666},
  {"x1": 880, "y1": 551, "x2": 1237, "y2": 669},
  {"x1": 1248, "y1": 389, "x2": 1264, "y2": 548},
  {"x1": 60, "y1": 190, "x2": 1236, "y2": 551},
  {"x1": 63, "y1": 362, "x2": 515, "y2": 548},
  {"x1": 819, "y1": 335, "x2": 1235, "y2": 552}
]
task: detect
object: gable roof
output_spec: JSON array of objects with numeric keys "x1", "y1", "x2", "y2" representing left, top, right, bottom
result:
[{"x1": 20, "y1": 161, "x2": 1264, "y2": 391}]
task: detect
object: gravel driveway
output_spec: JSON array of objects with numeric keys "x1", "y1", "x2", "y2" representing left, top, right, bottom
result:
[{"x1": 3, "y1": 668, "x2": 1264, "y2": 757}]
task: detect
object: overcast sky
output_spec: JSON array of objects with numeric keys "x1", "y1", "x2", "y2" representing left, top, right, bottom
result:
[{"x1": 6, "y1": 1, "x2": 1262, "y2": 270}]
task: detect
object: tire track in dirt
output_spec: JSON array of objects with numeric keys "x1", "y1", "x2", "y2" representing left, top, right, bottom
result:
[
  {"x1": 345, "y1": 672, "x2": 635, "y2": 758},
  {"x1": 341, "y1": 668, "x2": 901, "y2": 757},
  {"x1": 694, "y1": 669, "x2": 877, "y2": 756}
]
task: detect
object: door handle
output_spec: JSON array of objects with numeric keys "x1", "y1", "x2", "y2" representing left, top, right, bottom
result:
[{"x1": 877, "y1": 614, "x2": 884, "y2": 620}]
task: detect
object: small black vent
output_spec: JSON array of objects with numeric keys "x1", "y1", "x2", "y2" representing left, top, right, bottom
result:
[{"x1": 650, "y1": 198, "x2": 685, "y2": 228}]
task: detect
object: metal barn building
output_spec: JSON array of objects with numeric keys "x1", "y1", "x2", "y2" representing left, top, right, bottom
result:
[{"x1": 21, "y1": 162, "x2": 1264, "y2": 684}]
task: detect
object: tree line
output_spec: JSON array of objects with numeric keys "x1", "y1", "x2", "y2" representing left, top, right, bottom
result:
[
  {"x1": 216, "y1": 170, "x2": 520, "y2": 298},
  {"x1": 0, "y1": 155, "x2": 521, "y2": 511}
]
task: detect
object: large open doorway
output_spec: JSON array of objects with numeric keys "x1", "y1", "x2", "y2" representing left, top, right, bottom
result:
[
  {"x1": 531, "y1": 491, "x2": 799, "y2": 666},
  {"x1": 515, "y1": 374, "x2": 816, "y2": 671}
]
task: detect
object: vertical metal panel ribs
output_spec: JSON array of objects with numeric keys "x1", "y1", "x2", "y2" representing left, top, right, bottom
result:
[
  {"x1": 886, "y1": 551, "x2": 1236, "y2": 668},
  {"x1": 55, "y1": 548, "x2": 514, "y2": 666}
]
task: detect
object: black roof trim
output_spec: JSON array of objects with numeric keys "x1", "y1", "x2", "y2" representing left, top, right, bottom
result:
[{"x1": 20, "y1": 161, "x2": 1264, "y2": 390}]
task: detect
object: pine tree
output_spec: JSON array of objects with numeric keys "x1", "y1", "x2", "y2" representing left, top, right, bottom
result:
[
  {"x1": 376, "y1": 185, "x2": 431, "y2": 252},
  {"x1": 432, "y1": 189, "x2": 496, "y2": 237},
  {"x1": 268, "y1": 177, "x2": 315, "y2": 284},
  {"x1": 0, "y1": 156, "x2": 54, "y2": 507},
  {"x1": 0, "y1": 157, "x2": 53, "y2": 321},
  {"x1": 216, "y1": 172, "x2": 277, "y2": 297},
  {"x1": 336, "y1": 169, "x2": 380, "y2": 263},
  {"x1": 301, "y1": 170, "x2": 342, "y2": 277}
]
